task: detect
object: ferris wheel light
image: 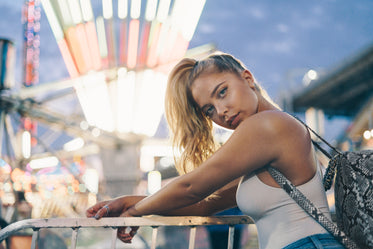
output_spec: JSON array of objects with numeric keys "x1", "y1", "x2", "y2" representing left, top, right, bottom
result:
[
  {"x1": 171, "y1": 0, "x2": 206, "y2": 41},
  {"x1": 103, "y1": 0, "x2": 113, "y2": 19},
  {"x1": 80, "y1": 0, "x2": 94, "y2": 21},
  {"x1": 156, "y1": 0, "x2": 171, "y2": 22},
  {"x1": 57, "y1": 39, "x2": 79, "y2": 77},
  {"x1": 146, "y1": 23, "x2": 162, "y2": 67},
  {"x1": 40, "y1": 0, "x2": 64, "y2": 40},
  {"x1": 85, "y1": 21, "x2": 102, "y2": 70},
  {"x1": 65, "y1": 27, "x2": 87, "y2": 73},
  {"x1": 42, "y1": 0, "x2": 209, "y2": 136},
  {"x1": 55, "y1": 0, "x2": 73, "y2": 27},
  {"x1": 96, "y1": 16, "x2": 108, "y2": 58},
  {"x1": 67, "y1": 0, "x2": 83, "y2": 24},
  {"x1": 116, "y1": 69, "x2": 135, "y2": 133},
  {"x1": 118, "y1": 0, "x2": 128, "y2": 19},
  {"x1": 127, "y1": 19, "x2": 140, "y2": 68},
  {"x1": 145, "y1": 0, "x2": 158, "y2": 21},
  {"x1": 76, "y1": 24, "x2": 93, "y2": 71},
  {"x1": 75, "y1": 73, "x2": 115, "y2": 132},
  {"x1": 130, "y1": 0, "x2": 141, "y2": 19}
]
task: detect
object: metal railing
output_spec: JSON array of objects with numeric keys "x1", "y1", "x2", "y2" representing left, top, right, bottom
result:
[{"x1": 0, "y1": 215, "x2": 253, "y2": 249}]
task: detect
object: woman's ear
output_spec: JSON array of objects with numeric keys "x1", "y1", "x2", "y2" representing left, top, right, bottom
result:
[{"x1": 241, "y1": 70, "x2": 256, "y2": 89}]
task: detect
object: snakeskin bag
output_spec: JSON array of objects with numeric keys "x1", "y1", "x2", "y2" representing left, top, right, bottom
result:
[
  {"x1": 323, "y1": 150, "x2": 373, "y2": 249},
  {"x1": 268, "y1": 116, "x2": 373, "y2": 249}
]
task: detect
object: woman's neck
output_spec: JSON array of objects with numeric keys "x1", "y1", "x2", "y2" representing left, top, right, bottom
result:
[{"x1": 257, "y1": 94, "x2": 280, "y2": 113}]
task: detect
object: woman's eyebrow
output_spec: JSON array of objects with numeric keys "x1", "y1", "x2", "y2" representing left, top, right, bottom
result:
[
  {"x1": 200, "y1": 81, "x2": 226, "y2": 112},
  {"x1": 210, "y1": 81, "x2": 225, "y2": 98}
]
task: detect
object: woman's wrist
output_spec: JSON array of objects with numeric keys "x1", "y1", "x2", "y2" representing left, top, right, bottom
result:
[
  {"x1": 117, "y1": 195, "x2": 146, "y2": 211},
  {"x1": 126, "y1": 206, "x2": 140, "y2": 217}
]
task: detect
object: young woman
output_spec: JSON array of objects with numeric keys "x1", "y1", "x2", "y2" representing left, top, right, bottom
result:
[{"x1": 86, "y1": 53, "x2": 344, "y2": 249}]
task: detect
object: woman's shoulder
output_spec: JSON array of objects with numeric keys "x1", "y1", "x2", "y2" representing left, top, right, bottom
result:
[
  {"x1": 239, "y1": 110, "x2": 303, "y2": 134},
  {"x1": 235, "y1": 110, "x2": 311, "y2": 151}
]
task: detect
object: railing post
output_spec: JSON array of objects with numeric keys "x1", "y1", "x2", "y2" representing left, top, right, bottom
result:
[
  {"x1": 30, "y1": 229, "x2": 39, "y2": 249},
  {"x1": 227, "y1": 225, "x2": 235, "y2": 249},
  {"x1": 70, "y1": 227, "x2": 79, "y2": 249},
  {"x1": 188, "y1": 226, "x2": 196, "y2": 249},
  {"x1": 110, "y1": 228, "x2": 118, "y2": 249},
  {"x1": 150, "y1": 226, "x2": 158, "y2": 249}
]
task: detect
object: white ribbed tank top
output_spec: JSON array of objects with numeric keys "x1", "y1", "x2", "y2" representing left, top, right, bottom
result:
[{"x1": 236, "y1": 166, "x2": 331, "y2": 249}]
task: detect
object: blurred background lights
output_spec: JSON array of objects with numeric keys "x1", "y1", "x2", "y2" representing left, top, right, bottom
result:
[
  {"x1": 303, "y1": 69, "x2": 319, "y2": 85},
  {"x1": 307, "y1": 69, "x2": 318, "y2": 80},
  {"x1": 91, "y1": 127, "x2": 101, "y2": 137},
  {"x1": 29, "y1": 156, "x2": 59, "y2": 169},
  {"x1": 63, "y1": 137, "x2": 85, "y2": 151},
  {"x1": 80, "y1": 120, "x2": 89, "y2": 130},
  {"x1": 363, "y1": 129, "x2": 373, "y2": 140},
  {"x1": 22, "y1": 130, "x2": 31, "y2": 159},
  {"x1": 0, "y1": 159, "x2": 12, "y2": 173},
  {"x1": 147, "y1": 170, "x2": 161, "y2": 194},
  {"x1": 159, "y1": 156, "x2": 174, "y2": 169},
  {"x1": 82, "y1": 168, "x2": 99, "y2": 193},
  {"x1": 140, "y1": 155, "x2": 155, "y2": 172}
]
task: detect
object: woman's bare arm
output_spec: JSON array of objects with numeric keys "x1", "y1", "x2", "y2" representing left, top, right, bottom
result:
[
  {"x1": 88, "y1": 177, "x2": 239, "y2": 219},
  {"x1": 125, "y1": 112, "x2": 297, "y2": 217},
  {"x1": 161, "y1": 177, "x2": 239, "y2": 216}
]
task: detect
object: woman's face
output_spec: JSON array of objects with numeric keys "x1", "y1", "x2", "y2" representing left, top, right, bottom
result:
[{"x1": 191, "y1": 69, "x2": 259, "y2": 130}]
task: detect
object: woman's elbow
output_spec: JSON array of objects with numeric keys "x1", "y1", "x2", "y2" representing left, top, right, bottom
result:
[{"x1": 184, "y1": 184, "x2": 205, "y2": 201}]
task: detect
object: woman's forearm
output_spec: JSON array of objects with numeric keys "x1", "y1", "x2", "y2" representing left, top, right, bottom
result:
[
  {"x1": 126, "y1": 179, "x2": 204, "y2": 216},
  {"x1": 126, "y1": 177, "x2": 239, "y2": 217}
]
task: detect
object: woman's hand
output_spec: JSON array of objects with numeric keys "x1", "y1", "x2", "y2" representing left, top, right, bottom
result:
[
  {"x1": 86, "y1": 195, "x2": 146, "y2": 219},
  {"x1": 116, "y1": 211, "x2": 139, "y2": 244},
  {"x1": 86, "y1": 198, "x2": 126, "y2": 219},
  {"x1": 86, "y1": 200, "x2": 139, "y2": 243},
  {"x1": 86, "y1": 196, "x2": 146, "y2": 243},
  {"x1": 86, "y1": 200, "x2": 111, "y2": 219},
  {"x1": 117, "y1": 226, "x2": 139, "y2": 243}
]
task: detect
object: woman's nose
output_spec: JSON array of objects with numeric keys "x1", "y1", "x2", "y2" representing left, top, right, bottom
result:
[{"x1": 216, "y1": 104, "x2": 228, "y2": 119}]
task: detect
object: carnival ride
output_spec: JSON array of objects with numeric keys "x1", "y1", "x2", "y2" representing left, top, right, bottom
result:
[{"x1": 0, "y1": 0, "x2": 215, "y2": 219}]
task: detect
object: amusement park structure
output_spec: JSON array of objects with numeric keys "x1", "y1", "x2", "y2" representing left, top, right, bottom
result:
[{"x1": 0, "y1": 0, "x2": 215, "y2": 217}]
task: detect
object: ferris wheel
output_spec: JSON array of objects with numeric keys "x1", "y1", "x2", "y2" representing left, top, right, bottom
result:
[{"x1": 0, "y1": 0, "x2": 214, "y2": 218}]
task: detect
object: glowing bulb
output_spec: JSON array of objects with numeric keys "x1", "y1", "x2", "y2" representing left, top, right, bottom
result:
[
  {"x1": 307, "y1": 70, "x2": 318, "y2": 80},
  {"x1": 22, "y1": 131, "x2": 31, "y2": 159},
  {"x1": 363, "y1": 130, "x2": 371, "y2": 140},
  {"x1": 63, "y1": 137, "x2": 85, "y2": 152},
  {"x1": 29, "y1": 156, "x2": 59, "y2": 169}
]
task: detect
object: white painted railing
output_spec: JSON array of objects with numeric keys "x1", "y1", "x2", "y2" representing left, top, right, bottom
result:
[{"x1": 0, "y1": 215, "x2": 253, "y2": 249}]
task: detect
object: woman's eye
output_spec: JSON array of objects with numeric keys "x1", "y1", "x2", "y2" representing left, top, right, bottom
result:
[
  {"x1": 205, "y1": 106, "x2": 214, "y2": 117},
  {"x1": 218, "y1": 87, "x2": 227, "y2": 97}
]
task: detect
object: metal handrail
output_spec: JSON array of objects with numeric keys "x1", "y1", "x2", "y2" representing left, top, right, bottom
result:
[{"x1": 0, "y1": 215, "x2": 253, "y2": 249}]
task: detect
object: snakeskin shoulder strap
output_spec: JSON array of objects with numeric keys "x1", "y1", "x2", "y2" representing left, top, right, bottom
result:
[
  {"x1": 267, "y1": 166, "x2": 358, "y2": 249},
  {"x1": 289, "y1": 114, "x2": 344, "y2": 191}
]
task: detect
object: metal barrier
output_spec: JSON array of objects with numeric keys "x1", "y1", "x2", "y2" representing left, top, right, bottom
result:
[{"x1": 0, "y1": 215, "x2": 253, "y2": 249}]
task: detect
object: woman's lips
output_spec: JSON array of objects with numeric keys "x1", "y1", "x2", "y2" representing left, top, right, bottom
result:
[{"x1": 229, "y1": 113, "x2": 240, "y2": 127}]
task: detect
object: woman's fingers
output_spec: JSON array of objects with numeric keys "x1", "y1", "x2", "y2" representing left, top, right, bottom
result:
[
  {"x1": 93, "y1": 204, "x2": 111, "y2": 219},
  {"x1": 117, "y1": 226, "x2": 139, "y2": 243},
  {"x1": 117, "y1": 227, "x2": 132, "y2": 243},
  {"x1": 86, "y1": 202, "x2": 108, "y2": 218},
  {"x1": 129, "y1": 226, "x2": 139, "y2": 236}
]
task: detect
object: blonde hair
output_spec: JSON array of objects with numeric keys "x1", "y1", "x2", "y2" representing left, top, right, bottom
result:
[{"x1": 165, "y1": 53, "x2": 276, "y2": 175}]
